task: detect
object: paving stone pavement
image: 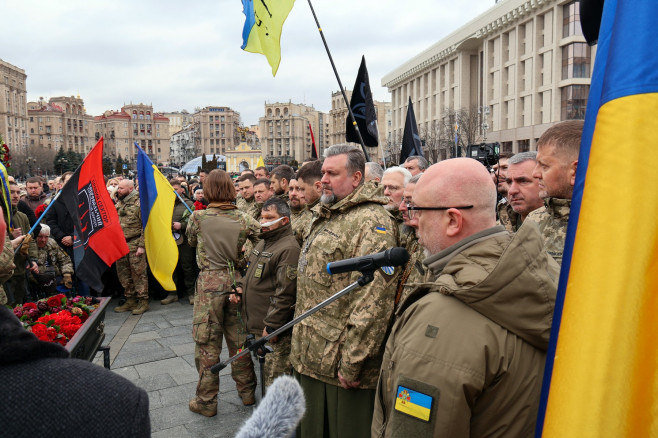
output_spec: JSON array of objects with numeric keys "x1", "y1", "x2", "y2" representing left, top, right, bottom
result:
[{"x1": 93, "y1": 298, "x2": 260, "y2": 437}]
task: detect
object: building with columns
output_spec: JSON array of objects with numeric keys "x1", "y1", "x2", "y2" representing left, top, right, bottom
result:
[
  {"x1": 94, "y1": 103, "x2": 170, "y2": 164},
  {"x1": 27, "y1": 96, "x2": 96, "y2": 154},
  {"x1": 328, "y1": 90, "x2": 392, "y2": 164},
  {"x1": 382, "y1": 0, "x2": 593, "y2": 156},
  {"x1": 193, "y1": 106, "x2": 241, "y2": 156},
  {"x1": 258, "y1": 101, "x2": 329, "y2": 167},
  {"x1": 0, "y1": 59, "x2": 29, "y2": 156}
]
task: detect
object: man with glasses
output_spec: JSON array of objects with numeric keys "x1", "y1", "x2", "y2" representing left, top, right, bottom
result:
[{"x1": 373, "y1": 158, "x2": 558, "y2": 437}]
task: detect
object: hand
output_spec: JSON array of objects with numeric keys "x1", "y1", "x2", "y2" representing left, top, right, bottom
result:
[
  {"x1": 136, "y1": 247, "x2": 145, "y2": 256},
  {"x1": 337, "y1": 372, "x2": 360, "y2": 390},
  {"x1": 26, "y1": 261, "x2": 38, "y2": 273},
  {"x1": 62, "y1": 273, "x2": 74, "y2": 288},
  {"x1": 229, "y1": 293, "x2": 241, "y2": 304},
  {"x1": 172, "y1": 222, "x2": 181, "y2": 231},
  {"x1": 20, "y1": 234, "x2": 32, "y2": 256},
  {"x1": 12, "y1": 227, "x2": 22, "y2": 239},
  {"x1": 61, "y1": 236, "x2": 73, "y2": 246},
  {"x1": 263, "y1": 327, "x2": 278, "y2": 343},
  {"x1": 10, "y1": 235, "x2": 25, "y2": 250}
]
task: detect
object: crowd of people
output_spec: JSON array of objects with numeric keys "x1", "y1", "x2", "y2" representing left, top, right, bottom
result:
[{"x1": 1, "y1": 119, "x2": 583, "y2": 437}]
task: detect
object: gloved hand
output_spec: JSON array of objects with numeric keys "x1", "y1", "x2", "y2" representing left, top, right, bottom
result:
[
  {"x1": 62, "y1": 273, "x2": 73, "y2": 289},
  {"x1": 20, "y1": 234, "x2": 32, "y2": 256}
]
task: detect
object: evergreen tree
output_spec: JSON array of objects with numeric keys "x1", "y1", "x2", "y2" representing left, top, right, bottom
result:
[{"x1": 115, "y1": 154, "x2": 124, "y2": 175}]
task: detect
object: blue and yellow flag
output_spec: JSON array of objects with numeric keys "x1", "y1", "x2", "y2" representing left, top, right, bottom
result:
[
  {"x1": 135, "y1": 144, "x2": 177, "y2": 291},
  {"x1": 241, "y1": 0, "x2": 295, "y2": 76},
  {"x1": 536, "y1": 1, "x2": 658, "y2": 437},
  {"x1": 0, "y1": 163, "x2": 11, "y2": 229}
]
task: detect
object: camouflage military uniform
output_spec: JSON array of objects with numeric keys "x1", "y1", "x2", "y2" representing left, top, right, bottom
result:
[
  {"x1": 186, "y1": 202, "x2": 261, "y2": 408},
  {"x1": 237, "y1": 223, "x2": 300, "y2": 388},
  {"x1": 172, "y1": 195, "x2": 197, "y2": 299},
  {"x1": 394, "y1": 224, "x2": 430, "y2": 310},
  {"x1": 0, "y1": 235, "x2": 16, "y2": 305},
  {"x1": 524, "y1": 197, "x2": 570, "y2": 266},
  {"x1": 291, "y1": 182, "x2": 400, "y2": 438},
  {"x1": 4, "y1": 208, "x2": 37, "y2": 305},
  {"x1": 115, "y1": 190, "x2": 148, "y2": 299},
  {"x1": 291, "y1": 199, "x2": 317, "y2": 247},
  {"x1": 497, "y1": 199, "x2": 522, "y2": 233},
  {"x1": 33, "y1": 237, "x2": 74, "y2": 277},
  {"x1": 236, "y1": 195, "x2": 255, "y2": 214}
]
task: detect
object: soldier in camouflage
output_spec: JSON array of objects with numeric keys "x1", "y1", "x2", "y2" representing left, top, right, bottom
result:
[
  {"x1": 236, "y1": 174, "x2": 258, "y2": 217},
  {"x1": 114, "y1": 179, "x2": 149, "y2": 315},
  {"x1": 270, "y1": 164, "x2": 293, "y2": 203},
  {"x1": 186, "y1": 169, "x2": 261, "y2": 417},
  {"x1": 234, "y1": 197, "x2": 300, "y2": 388},
  {"x1": 251, "y1": 178, "x2": 273, "y2": 221},
  {"x1": 293, "y1": 159, "x2": 323, "y2": 245},
  {"x1": 291, "y1": 144, "x2": 400, "y2": 438},
  {"x1": 0, "y1": 226, "x2": 16, "y2": 305},
  {"x1": 526, "y1": 120, "x2": 582, "y2": 267},
  {"x1": 29, "y1": 225, "x2": 74, "y2": 298}
]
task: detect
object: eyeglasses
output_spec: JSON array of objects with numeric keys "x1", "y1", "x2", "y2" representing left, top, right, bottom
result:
[{"x1": 406, "y1": 203, "x2": 474, "y2": 219}]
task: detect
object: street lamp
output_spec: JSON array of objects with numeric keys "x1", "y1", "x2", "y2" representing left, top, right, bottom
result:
[
  {"x1": 25, "y1": 157, "x2": 36, "y2": 177},
  {"x1": 57, "y1": 157, "x2": 68, "y2": 174}
]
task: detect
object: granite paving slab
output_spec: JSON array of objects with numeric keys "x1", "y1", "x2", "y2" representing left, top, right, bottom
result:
[{"x1": 112, "y1": 339, "x2": 177, "y2": 368}]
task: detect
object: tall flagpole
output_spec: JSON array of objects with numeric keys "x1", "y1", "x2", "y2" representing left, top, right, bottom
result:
[{"x1": 306, "y1": 0, "x2": 371, "y2": 162}]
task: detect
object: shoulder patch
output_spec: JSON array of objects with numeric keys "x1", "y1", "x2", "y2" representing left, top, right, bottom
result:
[
  {"x1": 375, "y1": 226, "x2": 387, "y2": 234},
  {"x1": 395, "y1": 385, "x2": 433, "y2": 422},
  {"x1": 286, "y1": 265, "x2": 297, "y2": 281},
  {"x1": 381, "y1": 265, "x2": 395, "y2": 275}
]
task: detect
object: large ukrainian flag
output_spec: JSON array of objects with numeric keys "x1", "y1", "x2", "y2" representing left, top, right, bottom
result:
[
  {"x1": 136, "y1": 144, "x2": 177, "y2": 291},
  {"x1": 536, "y1": 1, "x2": 658, "y2": 437},
  {"x1": 241, "y1": 0, "x2": 295, "y2": 76}
]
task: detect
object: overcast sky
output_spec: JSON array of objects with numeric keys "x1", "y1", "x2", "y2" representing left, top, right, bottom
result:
[{"x1": 3, "y1": 0, "x2": 495, "y2": 126}]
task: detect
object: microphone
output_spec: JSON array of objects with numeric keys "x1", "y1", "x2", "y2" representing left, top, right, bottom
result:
[
  {"x1": 235, "y1": 375, "x2": 306, "y2": 438},
  {"x1": 326, "y1": 247, "x2": 410, "y2": 275}
]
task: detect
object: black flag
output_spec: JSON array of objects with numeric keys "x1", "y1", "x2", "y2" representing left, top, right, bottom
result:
[
  {"x1": 399, "y1": 97, "x2": 424, "y2": 164},
  {"x1": 345, "y1": 56, "x2": 379, "y2": 146}
]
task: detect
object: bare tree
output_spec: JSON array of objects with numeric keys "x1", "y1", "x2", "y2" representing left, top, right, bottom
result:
[
  {"x1": 11, "y1": 145, "x2": 56, "y2": 177},
  {"x1": 436, "y1": 106, "x2": 485, "y2": 158}
]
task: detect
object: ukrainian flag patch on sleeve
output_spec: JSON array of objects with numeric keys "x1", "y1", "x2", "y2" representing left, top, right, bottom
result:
[
  {"x1": 375, "y1": 226, "x2": 387, "y2": 234},
  {"x1": 394, "y1": 385, "x2": 433, "y2": 422}
]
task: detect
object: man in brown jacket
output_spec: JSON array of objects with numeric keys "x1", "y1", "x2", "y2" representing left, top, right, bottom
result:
[
  {"x1": 234, "y1": 197, "x2": 300, "y2": 388},
  {"x1": 372, "y1": 158, "x2": 559, "y2": 437}
]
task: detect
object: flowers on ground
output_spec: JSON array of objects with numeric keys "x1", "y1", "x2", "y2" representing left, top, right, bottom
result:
[{"x1": 12, "y1": 295, "x2": 100, "y2": 345}]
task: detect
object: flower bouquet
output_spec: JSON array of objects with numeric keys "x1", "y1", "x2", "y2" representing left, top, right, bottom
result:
[{"x1": 13, "y1": 294, "x2": 101, "y2": 346}]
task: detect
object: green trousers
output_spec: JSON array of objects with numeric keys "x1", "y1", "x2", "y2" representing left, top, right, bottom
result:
[{"x1": 294, "y1": 370, "x2": 375, "y2": 438}]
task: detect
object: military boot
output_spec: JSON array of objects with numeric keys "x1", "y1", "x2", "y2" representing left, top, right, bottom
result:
[
  {"x1": 114, "y1": 298, "x2": 138, "y2": 313},
  {"x1": 160, "y1": 294, "x2": 178, "y2": 305},
  {"x1": 188, "y1": 295, "x2": 194, "y2": 305},
  {"x1": 132, "y1": 298, "x2": 150, "y2": 315},
  {"x1": 189, "y1": 399, "x2": 217, "y2": 417}
]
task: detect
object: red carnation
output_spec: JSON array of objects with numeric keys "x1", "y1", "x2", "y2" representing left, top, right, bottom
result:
[
  {"x1": 23, "y1": 302, "x2": 37, "y2": 311},
  {"x1": 35, "y1": 203, "x2": 46, "y2": 218},
  {"x1": 47, "y1": 295, "x2": 62, "y2": 308}
]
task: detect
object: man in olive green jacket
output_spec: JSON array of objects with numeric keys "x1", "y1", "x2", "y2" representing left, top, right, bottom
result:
[
  {"x1": 373, "y1": 158, "x2": 559, "y2": 438},
  {"x1": 235, "y1": 197, "x2": 300, "y2": 388}
]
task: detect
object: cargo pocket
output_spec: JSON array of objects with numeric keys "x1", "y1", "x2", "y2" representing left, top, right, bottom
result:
[
  {"x1": 300, "y1": 321, "x2": 344, "y2": 378},
  {"x1": 308, "y1": 242, "x2": 343, "y2": 288},
  {"x1": 192, "y1": 314, "x2": 214, "y2": 345}
]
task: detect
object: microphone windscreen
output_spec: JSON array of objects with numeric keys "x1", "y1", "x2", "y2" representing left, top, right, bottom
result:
[
  {"x1": 235, "y1": 375, "x2": 306, "y2": 438},
  {"x1": 387, "y1": 247, "x2": 410, "y2": 266}
]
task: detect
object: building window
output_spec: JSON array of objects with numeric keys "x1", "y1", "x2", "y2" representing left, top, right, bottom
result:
[
  {"x1": 501, "y1": 141, "x2": 513, "y2": 153},
  {"x1": 563, "y1": 1, "x2": 583, "y2": 38},
  {"x1": 561, "y1": 85, "x2": 589, "y2": 120},
  {"x1": 518, "y1": 139, "x2": 530, "y2": 152},
  {"x1": 562, "y1": 43, "x2": 591, "y2": 79}
]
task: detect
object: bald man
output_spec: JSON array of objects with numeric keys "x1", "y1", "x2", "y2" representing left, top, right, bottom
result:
[{"x1": 372, "y1": 158, "x2": 558, "y2": 437}]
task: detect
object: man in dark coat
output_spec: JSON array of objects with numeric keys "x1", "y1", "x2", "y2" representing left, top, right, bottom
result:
[{"x1": 0, "y1": 306, "x2": 151, "y2": 437}]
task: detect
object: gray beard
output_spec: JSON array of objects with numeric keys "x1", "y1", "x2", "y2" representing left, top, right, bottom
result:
[{"x1": 320, "y1": 193, "x2": 335, "y2": 205}]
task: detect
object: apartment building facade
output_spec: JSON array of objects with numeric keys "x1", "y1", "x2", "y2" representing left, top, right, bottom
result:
[
  {"x1": 382, "y1": 0, "x2": 593, "y2": 156},
  {"x1": 258, "y1": 101, "x2": 329, "y2": 166},
  {"x1": 193, "y1": 106, "x2": 241, "y2": 156},
  {"x1": 0, "y1": 59, "x2": 29, "y2": 155}
]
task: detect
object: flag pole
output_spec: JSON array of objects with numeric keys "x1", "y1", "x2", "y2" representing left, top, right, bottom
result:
[
  {"x1": 306, "y1": 0, "x2": 371, "y2": 162},
  {"x1": 13, "y1": 191, "x2": 60, "y2": 256}
]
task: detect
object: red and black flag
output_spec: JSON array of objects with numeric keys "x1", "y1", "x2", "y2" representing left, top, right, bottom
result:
[
  {"x1": 346, "y1": 55, "x2": 379, "y2": 147},
  {"x1": 60, "y1": 138, "x2": 129, "y2": 291},
  {"x1": 400, "y1": 97, "x2": 424, "y2": 164},
  {"x1": 309, "y1": 122, "x2": 318, "y2": 159}
]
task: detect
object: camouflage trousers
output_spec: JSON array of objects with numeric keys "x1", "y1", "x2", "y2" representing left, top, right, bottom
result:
[
  {"x1": 192, "y1": 275, "x2": 256, "y2": 406},
  {"x1": 116, "y1": 244, "x2": 148, "y2": 300},
  {"x1": 0, "y1": 286, "x2": 6, "y2": 306},
  {"x1": 249, "y1": 332, "x2": 292, "y2": 389}
]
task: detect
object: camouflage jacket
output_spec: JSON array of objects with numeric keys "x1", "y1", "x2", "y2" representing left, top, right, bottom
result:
[
  {"x1": 237, "y1": 223, "x2": 300, "y2": 335},
  {"x1": 236, "y1": 195, "x2": 255, "y2": 213},
  {"x1": 290, "y1": 182, "x2": 400, "y2": 389},
  {"x1": 6, "y1": 207, "x2": 37, "y2": 276},
  {"x1": 497, "y1": 200, "x2": 522, "y2": 233},
  {"x1": 115, "y1": 190, "x2": 144, "y2": 248},
  {"x1": 35, "y1": 237, "x2": 74, "y2": 277},
  {"x1": 186, "y1": 203, "x2": 261, "y2": 293},
  {"x1": 291, "y1": 199, "x2": 317, "y2": 247},
  {"x1": 0, "y1": 234, "x2": 16, "y2": 283},
  {"x1": 173, "y1": 195, "x2": 194, "y2": 245},
  {"x1": 524, "y1": 197, "x2": 570, "y2": 266}
]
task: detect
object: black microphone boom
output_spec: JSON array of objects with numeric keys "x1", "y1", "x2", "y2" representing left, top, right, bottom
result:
[{"x1": 326, "y1": 247, "x2": 410, "y2": 275}]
